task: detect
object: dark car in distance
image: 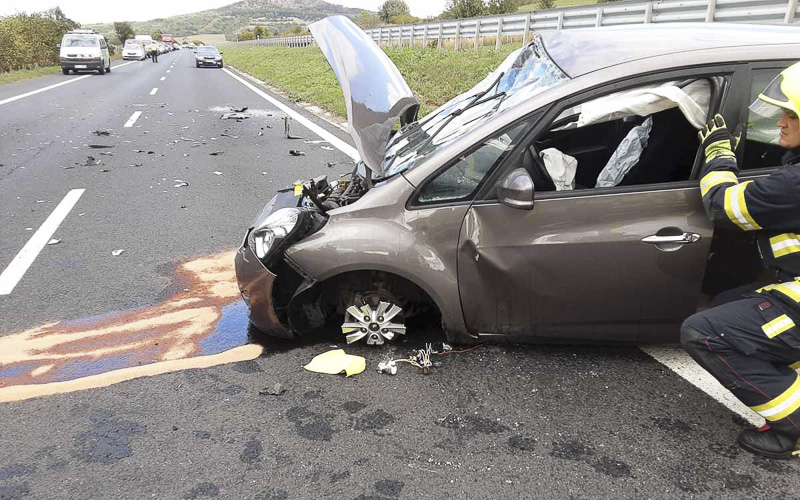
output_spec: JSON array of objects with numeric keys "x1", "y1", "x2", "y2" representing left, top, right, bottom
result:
[{"x1": 195, "y1": 46, "x2": 223, "y2": 68}]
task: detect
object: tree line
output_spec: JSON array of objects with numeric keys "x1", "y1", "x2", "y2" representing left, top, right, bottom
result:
[{"x1": 0, "y1": 8, "x2": 78, "y2": 73}]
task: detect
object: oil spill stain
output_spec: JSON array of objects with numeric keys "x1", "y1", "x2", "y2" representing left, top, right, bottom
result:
[
  {"x1": 72, "y1": 410, "x2": 145, "y2": 464},
  {"x1": 0, "y1": 251, "x2": 263, "y2": 402},
  {"x1": 185, "y1": 482, "x2": 219, "y2": 499},
  {"x1": 240, "y1": 438, "x2": 262, "y2": 463},
  {"x1": 286, "y1": 406, "x2": 336, "y2": 441},
  {"x1": 0, "y1": 482, "x2": 30, "y2": 500}
]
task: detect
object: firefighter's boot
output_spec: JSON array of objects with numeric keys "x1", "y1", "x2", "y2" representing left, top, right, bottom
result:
[{"x1": 738, "y1": 427, "x2": 800, "y2": 460}]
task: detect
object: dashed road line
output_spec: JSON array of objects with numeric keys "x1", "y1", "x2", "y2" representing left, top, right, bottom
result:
[
  {"x1": 0, "y1": 61, "x2": 137, "y2": 107},
  {"x1": 124, "y1": 111, "x2": 142, "y2": 128},
  {"x1": 222, "y1": 68, "x2": 359, "y2": 160},
  {"x1": 149, "y1": 87, "x2": 159, "y2": 95},
  {"x1": 0, "y1": 189, "x2": 85, "y2": 295}
]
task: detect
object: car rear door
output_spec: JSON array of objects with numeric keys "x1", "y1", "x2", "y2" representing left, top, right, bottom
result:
[{"x1": 456, "y1": 67, "x2": 743, "y2": 343}]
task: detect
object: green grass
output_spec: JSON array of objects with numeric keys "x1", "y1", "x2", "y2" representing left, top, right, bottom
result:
[
  {"x1": 518, "y1": 0, "x2": 598, "y2": 10},
  {"x1": 0, "y1": 66, "x2": 61, "y2": 86},
  {"x1": 222, "y1": 44, "x2": 518, "y2": 118}
]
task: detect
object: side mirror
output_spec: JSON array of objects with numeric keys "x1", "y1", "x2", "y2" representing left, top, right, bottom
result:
[
  {"x1": 497, "y1": 168, "x2": 535, "y2": 210},
  {"x1": 219, "y1": 51, "x2": 223, "y2": 54}
]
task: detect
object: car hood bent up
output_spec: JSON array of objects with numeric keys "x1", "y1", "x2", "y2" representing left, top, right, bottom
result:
[{"x1": 309, "y1": 16, "x2": 419, "y2": 176}]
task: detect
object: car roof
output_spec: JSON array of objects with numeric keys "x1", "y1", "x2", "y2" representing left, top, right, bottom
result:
[{"x1": 542, "y1": 23, "x2": 800, "y2": 77}]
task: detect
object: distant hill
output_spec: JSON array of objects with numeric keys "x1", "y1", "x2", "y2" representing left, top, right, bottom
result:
[{"x1": 86, "y1": 0, "x2": 365, "y2": 41}]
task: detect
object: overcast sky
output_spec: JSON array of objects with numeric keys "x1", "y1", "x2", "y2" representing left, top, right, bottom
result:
[{"x1": 0, "y1": 0, "x2": 449, "y2": 24}]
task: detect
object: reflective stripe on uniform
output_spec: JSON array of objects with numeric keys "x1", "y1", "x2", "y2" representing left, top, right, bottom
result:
[
  {"x1": 770, "y1": 233, "x2": 800, "y2": 258},
  {"x1": 700, "y1": 171, "x2": 738, "y2": 197},
  {"x1": 762, "y1": 314, "x2": 796, "y2": 339},
  {"x1": 758, "y1": 281, "x2": 800, "y2": 302},
  {"x1": 723, "y1": 181, "x2": 762, "y2": 231},
  {"x1": 751, "y1": 374, "x2": 800, "y2": 421}
]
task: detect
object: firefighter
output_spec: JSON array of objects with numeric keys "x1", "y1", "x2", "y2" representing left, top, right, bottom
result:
[
  {"x1": 681, "y1": 62, "x2": 800, "y2": 460},
  {"x1": 149, "y1": 42, "x2": 159, "y2": 63}
]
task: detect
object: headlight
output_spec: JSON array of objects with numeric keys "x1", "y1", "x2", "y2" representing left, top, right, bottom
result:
[
  {"x1": 252, "y1": 208, "x2": 303, "y2": 261},
  {"x1": 215, "y1": 56, "x2": 222, "y2": 60}
]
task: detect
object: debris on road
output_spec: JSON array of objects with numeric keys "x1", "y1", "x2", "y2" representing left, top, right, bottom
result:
[
  {"x1": 99, "y1": 152, "x2": 113, "y2": 156},
  {"x1": 377, "y1": 360, "x2": 398, "y2": 375},
  {"x1": 326, "y1": 161, "x2": 336, "y2": 168},
  {"x1": 174, "y1": 180, "x2": 189, "y2": 188},
  {"x1": 47, "y1": 238, "x2": 60, "y2": 245},
  {"x1": 77, "y1": 156, "x2": 99, "y2": 166},
  {"x1": 92, "y1": 130, "x2": 111, "y2": 136},
  {"x1": 303, "y1": 140, "x2": 328, "y2": 145},
  {"x1": 304, "y1": 349, "x2": 365, "y2": 377},
  {"x1": 284, "y1": 117, "x2": 304, "y2": 140},
  {"x1": 213, "y1": 171, "x2": 223, "y2": 176},
  {"x1": 220, "y1": 133, "x2": 239, "y2": 139},
  {"x1": 111, "y1": 249, "x2": 124, "y2": 256},
  {"x1": 289, "y1": 150, "x2": 305, "y2": 156},
  {"x1": 321, "y1": 146, "x2": 334, "y2": 151},
  {"x1": 89, "y1": 144, "x2": 114, "y2": 149},
  {"x1": 258, "y1": 383, "x2": 286, "y2": 396},
  {"x1": 209, "y1": 151, "x2": 226, "y2": 156},
  {"x1": 220, "y1": 112, "x2": 248, "y2": 121},
  {"x1": 232, "y1": 106, "x2": 248, "y2": 113}
]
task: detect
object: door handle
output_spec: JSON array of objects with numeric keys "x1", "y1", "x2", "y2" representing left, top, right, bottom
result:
[{"x1": 641, "y1": 233, "x2": 701, "y2": 245}]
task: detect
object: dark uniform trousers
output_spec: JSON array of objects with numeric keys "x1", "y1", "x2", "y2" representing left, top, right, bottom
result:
[{"x1": 682, "y1": 148, "x2": 800, "y2": 434}]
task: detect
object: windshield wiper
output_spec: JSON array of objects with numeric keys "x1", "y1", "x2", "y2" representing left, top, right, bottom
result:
[{"x1": 383, "y1": 73, "x2": 507, "y2": 175}]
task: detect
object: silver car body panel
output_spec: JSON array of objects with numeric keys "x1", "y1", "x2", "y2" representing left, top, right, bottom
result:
[{"x1": 309, "y1": 16, "x2": 419, "y2": 176}]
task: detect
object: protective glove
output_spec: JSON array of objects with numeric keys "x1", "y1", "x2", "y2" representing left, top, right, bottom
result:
[{"x1": 698, "y1": 114, "x2": 743, "y2": 163}]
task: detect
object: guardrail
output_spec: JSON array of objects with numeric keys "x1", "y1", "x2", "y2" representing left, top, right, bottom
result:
[{"x1": 226, "y1": 0, "x2": 800, "y2": 50}]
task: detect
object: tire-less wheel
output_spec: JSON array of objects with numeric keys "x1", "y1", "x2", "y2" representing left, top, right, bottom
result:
[
  {"x1": 61, "y1": 68, "x2": 69, "y2": 75},
  {"x1": 342, "y1": 292, "x2": 406, "y2": 345}
]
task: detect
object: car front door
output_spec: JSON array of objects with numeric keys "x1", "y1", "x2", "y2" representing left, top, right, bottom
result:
[{"x1": 456, "y1": 68, "x2": 741, "y2": 343}]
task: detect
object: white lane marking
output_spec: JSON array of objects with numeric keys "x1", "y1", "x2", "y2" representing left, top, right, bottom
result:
[
  {"x1": 222, "y1": 68, "x2": 359, "y2": 160},
  {"x1": 0, "y1": 61, "x2": 137, "y2": 107},
  {"x1": 124, "y1": 111, "x2": 142, "y2": 128},
  {"x1": 160, "y1": 76, "x2": 166, "y2": 81},
  {"x1": 149, "y1": 88, "x2": 158, "y2": 95},
  {"x1": 0, "y1": 189, "x2": 85, "y2": 295},
  {"x1": 640, "y1": 345, "x2": 764, "y2": 426}
]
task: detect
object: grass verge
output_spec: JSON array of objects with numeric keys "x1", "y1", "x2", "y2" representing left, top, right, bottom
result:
[
  {"x1": 0, "y1": 66, "x2": 61, "y2": 86},
  {"x1": 0, "y1": 52, "x2": 122, "y2": 86},
  {"x1": 222, "y1": 44, "x2": 518, "y2": 118}
]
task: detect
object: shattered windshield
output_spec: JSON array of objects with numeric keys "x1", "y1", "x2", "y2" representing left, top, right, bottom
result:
[{"x1": 382, "y1": 34, "x2": 568, "y2": 178}]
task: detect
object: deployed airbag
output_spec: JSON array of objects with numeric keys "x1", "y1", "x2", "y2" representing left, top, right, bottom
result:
[
  {"x1": 595, "y1": 116, "x2": 653, "y2": 188},
  {"x1": 539, "y1": 148, "x2": 577, "y2": 191}
]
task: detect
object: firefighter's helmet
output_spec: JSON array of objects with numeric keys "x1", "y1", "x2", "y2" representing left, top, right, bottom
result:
[{"x1": 750, "y1": 62, "x2": 800, "y2": 119}]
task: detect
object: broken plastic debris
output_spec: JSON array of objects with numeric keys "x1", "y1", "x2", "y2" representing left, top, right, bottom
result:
[
  {"x1": 303, "y1": 349, "x2": 365, "y2": 377},
  {"x1": 47, "y1": 238, "x2": 60, "y2": 245},
  {"x1": 284, "y1": 116, "x2": 303, "y2": 140},
  {"x1": 209, "y1": 151, "x2": 225, "y2": 156},
  {"x1": 321, "y1": 146, "x2": 334, "y2": 151},
  {"x1": 377, "y1": 360, "x2": 398, "y2": 375},
  {"x1": 258, "y1": 383, "x2": 286, "y2": 396},
  {"x1": 174, "y1": 180, "x2": 189, "y2": 188},
  {"x1": 111, "y1": 249, "x2": 124, "y2": 256},
  {"x1": 220, "y1": 133, "x2": 239, "y2": 139},
  {"x1": 89, "y1": 144, "x2": 114, "y2": 149},
  {"x1": 326, "y1": 161, "x2": 336, "y2": 168},
  {"x1": 92, "y1": 130, "x2": 111, "y2": 136},
  {"x1": 232, "y1": 106, "x2": 248, "y2": 113},
  {"x1": 303, "y1": 140, "x2": 328, "y2": 144},
  {"x1": 289, "y1": 150, "x2": 305, "y2": 156}
]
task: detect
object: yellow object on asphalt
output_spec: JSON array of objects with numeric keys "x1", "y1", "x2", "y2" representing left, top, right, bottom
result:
[{"x1": 304, "y1": 349, "x2": 365, "y2": 377}]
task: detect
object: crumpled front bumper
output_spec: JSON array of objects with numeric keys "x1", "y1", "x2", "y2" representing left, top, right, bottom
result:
[{"x1": 234, "y1": 238, "x2": 294, "y2": 339}]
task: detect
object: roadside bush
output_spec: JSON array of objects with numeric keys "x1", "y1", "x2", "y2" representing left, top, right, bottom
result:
[{"x1": 0, "y1": 8, "x2": 79, "y2": 72}]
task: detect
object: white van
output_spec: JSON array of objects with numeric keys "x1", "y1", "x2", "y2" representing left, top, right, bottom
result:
[{"x1": 59, "y1": 30, "x2": 111, "y2": 75}]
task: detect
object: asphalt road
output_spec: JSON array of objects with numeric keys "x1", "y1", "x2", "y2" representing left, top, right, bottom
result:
[{"x1": 0, "y1": 51, "x2": 798, "y2": 499}]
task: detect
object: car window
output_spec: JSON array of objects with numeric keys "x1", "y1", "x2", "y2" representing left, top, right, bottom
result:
[
  {"x1": 415, "y1": 121, "x2": 529, "y2": 205},
  {"x1": 524, "y1": 77, "x2": 719, "y2": 193},
  {"x1": 63, "y1": 37, "x2": 98, "y2": 47},
  {"x1": 742, "y1": 67, "x2": 789, "y2": 170}
]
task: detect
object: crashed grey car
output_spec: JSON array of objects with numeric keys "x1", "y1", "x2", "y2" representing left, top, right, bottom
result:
[{"x1": 235, "y1": 17, "x2": 800, "y2": 345}]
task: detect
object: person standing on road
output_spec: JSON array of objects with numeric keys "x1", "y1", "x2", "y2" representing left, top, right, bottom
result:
[
  {"x1": 682, "y1": 62, "x2": 800, "y2": 460},
  {"x1": 149, "y1": 42, "x2": 159, "y2": 63}
]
